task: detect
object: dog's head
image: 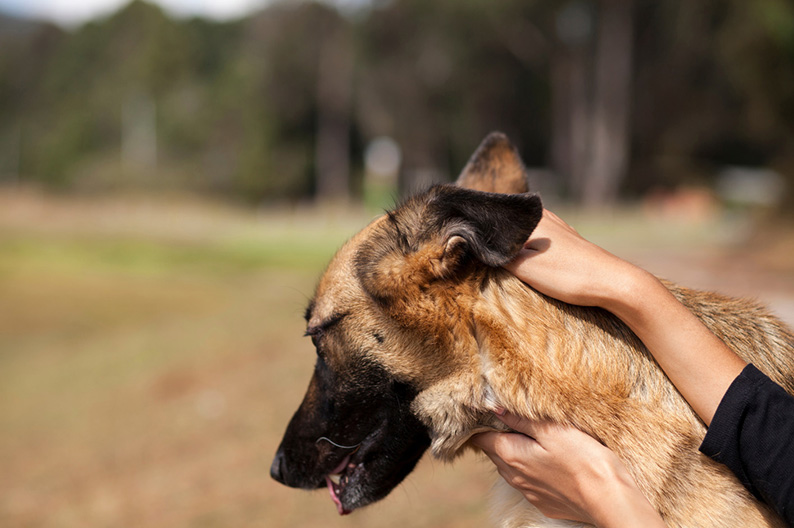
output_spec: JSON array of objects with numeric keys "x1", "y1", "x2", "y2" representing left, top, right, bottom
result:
[{"x1": 270, "y1": 132, "x2": 543, "y2": 515}]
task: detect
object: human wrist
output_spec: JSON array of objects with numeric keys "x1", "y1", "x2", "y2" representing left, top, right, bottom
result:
[
  {"x1": 585, "y1": 467, "x2": 666, "y2": 528},
  {"x1": 592, "y1": 485, "x2": 666, "y2": 528},
  {"x1": 594, "y1": 262, "x2": 662, "y2": 322}
]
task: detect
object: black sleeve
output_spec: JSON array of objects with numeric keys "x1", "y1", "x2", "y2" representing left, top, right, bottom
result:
[{"x1": 699, "y1": 363, "x2": 794, "y2": 526}]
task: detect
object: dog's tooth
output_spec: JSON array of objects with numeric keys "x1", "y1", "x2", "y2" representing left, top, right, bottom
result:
[{"x1": 329, "y1": 473, "x2": 341, "y2": 485}]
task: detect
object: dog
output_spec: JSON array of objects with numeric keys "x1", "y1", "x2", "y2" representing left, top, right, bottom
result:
[{"x1": 270, "y1": 132, "x2": 794, "y2": 527}]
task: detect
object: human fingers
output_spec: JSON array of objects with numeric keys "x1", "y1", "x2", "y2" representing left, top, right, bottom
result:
[
  {"x1": 492, "y1": 411, "x2": 541, "y2": 439},
  {"x1": 471, "y1": 430, "x2": 543, "y2": 467},
  {"x1": 471, "y1": 431, "x2": 526, "y2": 456},
  {"x1": 473, "y1": 429, "x2": 596, "y2": 524},
  {"x1": 470, "y1": 431, "x2": 500, "y2": 454},
  {"x1": 493, "y1": 414, "x2": 608, "y2": 462},
  {"x1": 506, "y1": 209, "x2": 638, "y2": 309},
  {"x1": 524, "y1": 209, "x2": 580, "y2": 247},
  {"x1": 502, "y1": 209, "x2": 595, "y2": 303},
  {"x1": 507, "y1": 211, "x2": 565, "y2": 261},
  {"x1": 491, "y1": 412, "x2": 577, "y2": 448}
]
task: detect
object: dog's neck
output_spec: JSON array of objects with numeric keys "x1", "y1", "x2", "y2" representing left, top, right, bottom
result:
[{"x1": 414, "y1": 270, "x2": 667, "y2": 461}]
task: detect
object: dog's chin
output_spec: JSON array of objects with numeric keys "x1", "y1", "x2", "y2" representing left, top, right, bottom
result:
[
  {"x1": 318, "y1": 432, "x2": 430, "y2": 515},
  {"x1": 323, "y1": 453, "x2": 364, "y2": 515}
]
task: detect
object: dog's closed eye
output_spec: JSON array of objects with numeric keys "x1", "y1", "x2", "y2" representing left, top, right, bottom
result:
[
  {"x1": 304, "y1": 330, "x2": 322, "y2": 349},
  {"x1": 305, "y1": 312, "x2": 348, "y2": 338}
]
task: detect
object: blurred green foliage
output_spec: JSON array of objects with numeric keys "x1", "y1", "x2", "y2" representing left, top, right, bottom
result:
[{"x1": 0, "y1": 0, "x2": 793, "y2": 203}]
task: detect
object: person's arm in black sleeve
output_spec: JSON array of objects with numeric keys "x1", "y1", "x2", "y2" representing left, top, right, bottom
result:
[{"x1": 700, "y1": 363, "x2": 794, "y2": 525}]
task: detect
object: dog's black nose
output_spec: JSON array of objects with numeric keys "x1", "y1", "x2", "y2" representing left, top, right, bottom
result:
[{"x1": 270, "y1": 450, "x2": 287, "y2": 484}]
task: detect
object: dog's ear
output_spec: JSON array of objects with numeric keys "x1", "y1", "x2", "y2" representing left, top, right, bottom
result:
[
  {"x1": 356, "y1": 185, "x2": 542, "y2": 303},
  {"x1": 455, "y1": 132, "x2": 529, "y2": 194},
  {"x1": 424, "y1": 186, "x2": 542, "y2": 267}
]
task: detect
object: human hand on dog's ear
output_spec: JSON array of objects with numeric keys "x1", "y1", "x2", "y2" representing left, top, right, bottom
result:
[
  {"x1": 504, "y1": 208, "x2": 746, "y2": 426},
  {"x1": 471, "y1": 412, "x2": 666, "y2": 528},
  {"x1": 504, "y1": 209, "x2": 649, "y2": 312}
]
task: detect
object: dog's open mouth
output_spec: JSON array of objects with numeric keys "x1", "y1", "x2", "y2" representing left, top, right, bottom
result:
[
  {"x1": 274, "y1": 380, "x2": 430, "y2": 516},
  {"x1": 325, "y1": 453, "x2": 361, "y2": 515}
]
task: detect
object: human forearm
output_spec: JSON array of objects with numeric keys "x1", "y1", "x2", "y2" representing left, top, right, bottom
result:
[
  {"x1": 506, "y1": 209, "x2": 747, "y2": 426},
  {"x1": 602, "y1": 268, "x2": 746, "y2": 426}
]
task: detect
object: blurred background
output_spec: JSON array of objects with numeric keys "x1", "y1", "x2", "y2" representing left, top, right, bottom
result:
[{"x1": 1, "y1": 0, "x2": 793, "y2": 527}]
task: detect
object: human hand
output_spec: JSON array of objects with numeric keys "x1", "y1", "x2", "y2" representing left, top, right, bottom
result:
[
  {"x1": 472, "y1": 412, "x2": 665, "y2": 528},
  {"x1": 506, "y1": 209, "x2": 745, "y2": 426},
  {"x1": 504, "y1": 209, "x2": 652, "y2": 313}
]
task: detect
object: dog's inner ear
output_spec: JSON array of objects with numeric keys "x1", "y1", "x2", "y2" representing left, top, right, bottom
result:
[
  {"x1": 429, "y1": 235, "x2": 468, "y2": 279},
  {"x1": 427, "y1": 186, "x2": 542, "y2": 269},
  {"x1": 455, "y1": 132, "x2": 530, "y2": 194}
]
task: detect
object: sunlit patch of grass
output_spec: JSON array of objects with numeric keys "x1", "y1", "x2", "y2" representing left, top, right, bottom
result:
[{"x1": 0, "y1": 230, "x2": 348, "y2": 278}]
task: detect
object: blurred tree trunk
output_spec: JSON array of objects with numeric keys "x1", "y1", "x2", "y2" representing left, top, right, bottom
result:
[
  {"x1": 550, "y1": 51, "x2": 572, "y2": 191},
  {"x1": 552, "y1": 1, "x2": 595, "y2": 201},
  {"x1": 552, "y1": 0, "x2": 633, "y2": 206},
  {"x1": 121, "y1": 91, "x2": 157, "y2": 173},
  {"x1": 583, "y1": 0, "x2": 633, "y2": 207},
  {"x1": 567, "y1": 44, "x2": 592, "y2": 200},
  {"x1": 314, "y1": 19, "x2": 354, "y2": 202}
]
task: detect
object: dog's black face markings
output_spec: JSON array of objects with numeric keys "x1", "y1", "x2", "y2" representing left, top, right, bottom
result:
[{"x1": 270, "y1": 304, "x2": 430, "y2": 514}]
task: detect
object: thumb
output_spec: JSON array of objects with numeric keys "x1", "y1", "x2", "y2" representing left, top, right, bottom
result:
[{"x1": 495, "y1": 411, "x2": 540, "y2": 438}]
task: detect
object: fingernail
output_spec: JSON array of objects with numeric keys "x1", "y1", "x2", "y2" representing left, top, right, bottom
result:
[{"x1": 493, "y1": 406, "x2": 505, "y2": 416}]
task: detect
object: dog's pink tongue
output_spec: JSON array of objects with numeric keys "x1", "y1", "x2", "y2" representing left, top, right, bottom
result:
[
  {"x1": 325, "y1": 456, "x2": 352, "y2": 515},
  {"x1": 325, "y1": 476, "x2": 350, "y2": 515}
]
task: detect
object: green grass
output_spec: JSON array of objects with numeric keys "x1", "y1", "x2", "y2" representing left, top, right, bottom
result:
[{"x1": 0, "y1": 228, "x2": 348, "y2": 278}]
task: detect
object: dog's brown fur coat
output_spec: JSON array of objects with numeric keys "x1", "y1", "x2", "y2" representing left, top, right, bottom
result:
[{"x1": 304, "y1": 133, "x2": 794, "y2": 527}]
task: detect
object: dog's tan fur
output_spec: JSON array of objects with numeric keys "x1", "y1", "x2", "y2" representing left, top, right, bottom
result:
[{"x1": 306, "y1": 133, "x2": 794, "y2": 527}]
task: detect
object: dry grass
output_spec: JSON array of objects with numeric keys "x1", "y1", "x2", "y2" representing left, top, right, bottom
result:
[
  {"x1": 0, "y1": 190, "x2": 493, "y2": 528},
  {"x1": 0, "y1": 189, "x2": 792, "y2": 528}
]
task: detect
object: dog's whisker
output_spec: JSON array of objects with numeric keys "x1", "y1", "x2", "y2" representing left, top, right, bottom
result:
[{"x1": 315, "y1": 436, "x2": 362, "y2": 450}]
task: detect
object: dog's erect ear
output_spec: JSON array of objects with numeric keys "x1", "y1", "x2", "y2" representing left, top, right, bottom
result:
[
  {"x1": 455, "y1": 132, "x2": 529, "y2": 194},
  {"x1": 356, "y1": 186, "x2": 542, "y2": 303},
  {"x1": 425, "y1": 186, "x2": 542, "y2": 267}
]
